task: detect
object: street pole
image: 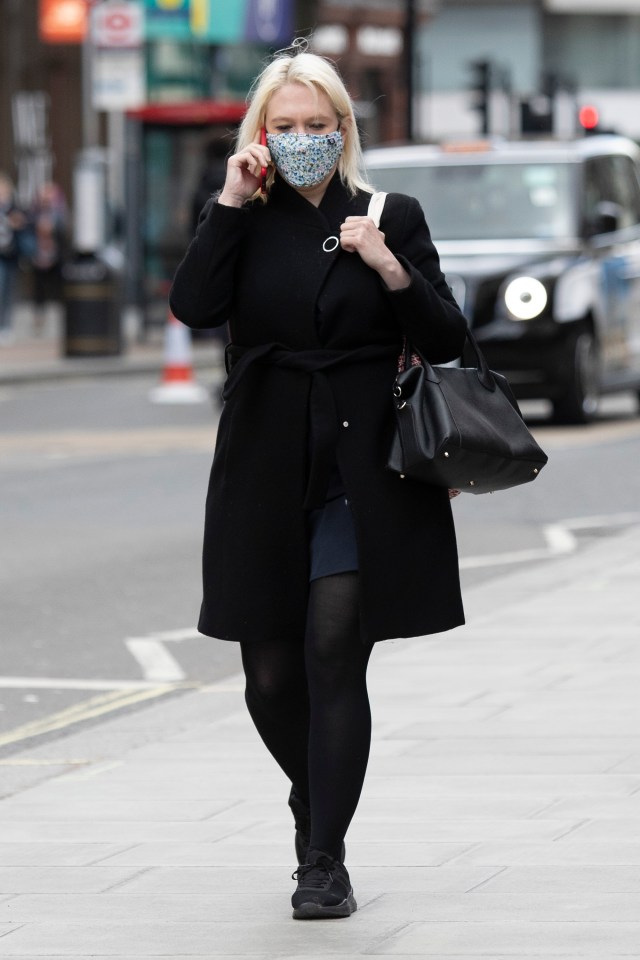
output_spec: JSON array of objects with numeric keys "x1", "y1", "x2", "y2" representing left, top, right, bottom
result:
[
  {"x1": 405, "y1": 0, "x2": 416, "y2": 142},
  {"x1": 81, "y1": 26, "x2": 100, "y2": 149},
  {"x1": 295, "y1": 0, "x2": 317, "y2": 34}
]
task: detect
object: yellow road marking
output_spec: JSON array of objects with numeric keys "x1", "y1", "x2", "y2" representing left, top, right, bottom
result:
[{"x1": 0, "y1": 684, "x2": 189, "y2": 749}]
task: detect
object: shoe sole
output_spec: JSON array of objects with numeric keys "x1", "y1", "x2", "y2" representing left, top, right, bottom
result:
[{"x1": 292, "y1": 892, "x2": 357, "y2": 920}]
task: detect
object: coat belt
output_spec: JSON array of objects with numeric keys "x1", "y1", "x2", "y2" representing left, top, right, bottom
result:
[{"x1": 224, "y1": 342, "x2": 398, "y2": 510}]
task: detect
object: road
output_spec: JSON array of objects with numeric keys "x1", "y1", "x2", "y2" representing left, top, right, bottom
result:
[{"x1": 1, "y1": 374, "x2": 639, "y2": 758}]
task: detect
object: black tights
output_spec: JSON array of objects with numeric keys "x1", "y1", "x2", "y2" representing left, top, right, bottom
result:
[{"x1": 240, "y1": 572, "x2": 373, "y2": 860}]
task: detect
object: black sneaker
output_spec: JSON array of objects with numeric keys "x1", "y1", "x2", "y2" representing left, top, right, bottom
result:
[
  {"x1": 287, "y1": 787, "x2": 347, "y2": 865},
  {"x1": 291, "y1": 849, "x2": 357, "y2": 920}
]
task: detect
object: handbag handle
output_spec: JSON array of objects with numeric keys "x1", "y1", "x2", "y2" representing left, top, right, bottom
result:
[
  {"x1": 367, "y1": 191, "x2": 387, "y2": 228},
  {"x1": 403, "y1": 326, "x2": 497, "y2": 393},
  {"x1": 369, "y1": 191, "x2": 495, "y2": 393}
]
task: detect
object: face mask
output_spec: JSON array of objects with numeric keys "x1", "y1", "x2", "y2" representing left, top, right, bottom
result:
[{"x1": 266, "y1": 131, "x2": 344, "y2": 189}]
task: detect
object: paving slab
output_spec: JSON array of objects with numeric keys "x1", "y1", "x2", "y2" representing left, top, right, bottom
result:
[
  {"x1": 0, "y1": 800, "x2": 236, "y2": 822},
  {"x1": 0, "y1": 919, "x2": 405, "y2": 956},
  {"x1": 368, "y1": 920, "x2": 640, "y2": 954},
  {"x1": 369, "y1": 887, "x2": 640, "y2": 922},
  {"x1": 456, "y1": 840, "x2": 640, "y2": 865},
  {"x1": 365, "y1": 751, "x2": 627, "y2": 774},
  {"x1": 0, "y1": 868, "x2": 149, "y2": 895},
  {"x1": 0, "y1": 821, "x2": 254, "y2": 844},
  {"x1": 360, "y1": 772, "x2": 640, "y2": 796},
  {"x1": 0, "y1": 843, "x2": 134, "y2": 867}
]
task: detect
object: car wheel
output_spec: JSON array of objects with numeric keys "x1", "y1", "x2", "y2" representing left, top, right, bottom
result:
[{"x1": 552, "y1": 329, "x2": 600, "y2": 425}]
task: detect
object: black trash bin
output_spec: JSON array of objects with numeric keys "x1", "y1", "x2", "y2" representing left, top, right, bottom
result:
[{"x1": 62, "y1": 253, "x2": 121, "y2": 357}]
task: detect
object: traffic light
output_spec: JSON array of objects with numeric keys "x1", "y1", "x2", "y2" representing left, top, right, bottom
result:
[
  {"x1": 578, "y1": 104, "x2": 600, "y2": 135},
  {"x1": 521, "y1": 96, "x2": 554, "y2": 134},
  {"x1": 468, "y1": 60, "x2": 491, "y2": 135}
]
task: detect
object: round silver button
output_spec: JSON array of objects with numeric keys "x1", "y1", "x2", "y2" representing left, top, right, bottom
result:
[{"x1": 322, "y1": 236, "x2": 339, "y2": 253}]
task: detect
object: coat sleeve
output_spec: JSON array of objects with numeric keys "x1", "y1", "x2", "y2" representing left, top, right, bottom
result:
[
  {"x1": 380, "y1": 193, "x2": 467, "y2": 364},
  {"x1": 169, "y1": 198, "x2": 248, "y2": 329}
]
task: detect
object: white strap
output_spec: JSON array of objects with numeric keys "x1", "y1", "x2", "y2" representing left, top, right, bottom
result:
[{"x1": 367, "y1": 191, "x2": 387, "y2": 229}]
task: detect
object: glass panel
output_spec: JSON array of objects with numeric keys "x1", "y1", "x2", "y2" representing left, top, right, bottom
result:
[
  {"x1": 370, "y1": 162, "x2": 577, "y2": 241},
  {"x1": 142, "y1": 124, "x2": 234, "y2": 323},
  {"x1": 609, "y1": 156, "x2": 640, "y2": 226}
]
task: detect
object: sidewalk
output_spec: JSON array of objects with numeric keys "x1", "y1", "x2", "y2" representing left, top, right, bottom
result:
[
  {"x1": 0, "y1": 519, "x2": 639, "y2": 956},
  {"x1": 0, "y1": 303, "x2": 224, "y2": 385}
]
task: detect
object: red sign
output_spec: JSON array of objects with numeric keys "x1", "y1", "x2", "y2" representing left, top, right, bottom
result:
[
  {"x1": 39, "y1": 0, "x2": 88, "y2": 44},
  {"x1": 92, "y1": 2, "x2": 144, "y2": 48}
]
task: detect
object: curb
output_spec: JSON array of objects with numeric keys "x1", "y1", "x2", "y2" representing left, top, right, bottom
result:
[{"x1": 0, "y1": 350, "x2": 225, "y2": 387}]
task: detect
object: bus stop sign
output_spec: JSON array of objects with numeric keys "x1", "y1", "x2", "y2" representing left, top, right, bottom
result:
[{"x1": 92, "y1": 1, "x2": 144, "y2": 48}]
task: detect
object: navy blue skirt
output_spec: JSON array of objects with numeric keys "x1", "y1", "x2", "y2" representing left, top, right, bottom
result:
[{"x1": 308, "y1": 493, "x2": 359, "y2": 582}]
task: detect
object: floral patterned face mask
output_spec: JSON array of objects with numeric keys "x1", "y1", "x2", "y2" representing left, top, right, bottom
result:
[{"x1": 266, "y1": 130, "x2": 344, "y2": 189}]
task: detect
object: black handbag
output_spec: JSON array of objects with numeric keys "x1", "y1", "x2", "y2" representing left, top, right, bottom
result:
[{"x1": 387, "y1": 329, "x2": 548, "y2": 494}]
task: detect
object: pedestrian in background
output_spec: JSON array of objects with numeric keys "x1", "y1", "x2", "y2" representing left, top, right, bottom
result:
[
  {"x1": 0, "y1": 172, "x2": 28, "y2": 345},
  {"x1": 170, "y1": 47, "x2": 467, "y2": 920},
  {"x1": 29, "y1": 181, "x2": 68, "y2": 335}
]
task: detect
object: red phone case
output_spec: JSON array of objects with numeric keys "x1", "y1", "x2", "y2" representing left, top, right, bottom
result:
[{"x1": 260, "y1": 127, "x2": 267, "y2": 194}]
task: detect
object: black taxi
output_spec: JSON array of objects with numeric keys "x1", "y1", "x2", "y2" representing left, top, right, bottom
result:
[{"x1": 365, "y1": 136, "x2": 640, "y2": 423}]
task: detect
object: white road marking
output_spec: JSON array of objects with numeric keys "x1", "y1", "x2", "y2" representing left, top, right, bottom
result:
[
  {"x1": 543, "y1": 522, "x2": 578, "y2": 555},
  {"x1": 123, "y1": 627, "x2": 201, "y2": 682},
  {"x1": 460, "y1": 513, "x2": 640, "y2": 570},
  {"x1": 124, "y1": 639, "x2": 187, "y2": 683},
  {"x1": 460, "y1": 522, "x2": 576, "y2": 569},
  {"x1": 148, "y1": 627, "x2": 202, "y2": 642}
]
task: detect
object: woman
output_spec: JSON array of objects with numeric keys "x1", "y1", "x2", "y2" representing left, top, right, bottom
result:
[
  {"x1": 170, "y1": 49, "x2": 467, "y2": 920},
  {"x1": 29, "y1": 181, "x2": 68, "y2": 334}
]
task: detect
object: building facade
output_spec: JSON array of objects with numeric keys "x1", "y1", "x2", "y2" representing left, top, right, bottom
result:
[
  {"x1": 0, "y1": 2, "x2": 83, "y2": 205},
  {"x1": 418, "y1": 0, "x2": 640, "y2": 140}
]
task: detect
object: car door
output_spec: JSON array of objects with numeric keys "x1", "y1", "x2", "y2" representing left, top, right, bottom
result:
[
  {"x1": 607, "y1": 154, "x2": 640, "y2": 384},
  {"x1": 584, "y1": 155, "x2": 640, "y2": 387}
]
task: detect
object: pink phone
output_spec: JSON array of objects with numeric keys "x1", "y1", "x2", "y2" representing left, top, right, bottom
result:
[{"x1": 260, "y1": 127, "x2": 267, "y2": 194}]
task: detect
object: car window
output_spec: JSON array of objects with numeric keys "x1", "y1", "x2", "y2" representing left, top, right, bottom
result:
[
  {"x1": 583, "y1": 158, "x2": 607, "y2": 228},
  {"x1": 369, "y1": 161, "x2": 576, "y2": 241},
  {"x1": 584, "y1": 155, "x2": 640, "y2": 230},
  {"x1": 609, "y1": 156, "x2": 640, "y2": 226}
]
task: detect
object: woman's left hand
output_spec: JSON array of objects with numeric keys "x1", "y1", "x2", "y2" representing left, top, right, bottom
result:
[{"x1": 340, "y1": 216, "x2": 410, "y2": 290}]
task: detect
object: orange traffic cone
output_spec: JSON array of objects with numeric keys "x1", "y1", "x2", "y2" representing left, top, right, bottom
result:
[{"x1": 149, "y1": 309, "x2": 209, "y2": 404}]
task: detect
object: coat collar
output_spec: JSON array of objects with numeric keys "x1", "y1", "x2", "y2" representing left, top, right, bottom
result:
[{"x1": 268, "y1": 173, "x2": 368, "y2": 233}]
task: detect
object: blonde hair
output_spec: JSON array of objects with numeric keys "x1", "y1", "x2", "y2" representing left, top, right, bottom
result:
[{"x1": 236, "y1": 50, "x2": 373, "y2": 201}]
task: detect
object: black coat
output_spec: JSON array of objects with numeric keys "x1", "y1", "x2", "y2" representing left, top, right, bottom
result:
[{"x1": 170, "y1": 174, "x2": 468, "y2": 644}]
